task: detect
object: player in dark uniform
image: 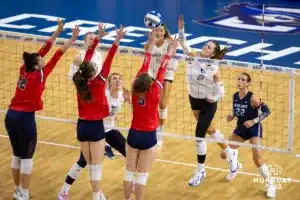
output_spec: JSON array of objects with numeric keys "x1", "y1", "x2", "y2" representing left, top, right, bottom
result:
[{"x1": 222, "y1": 72, "x2": 276, "y2": 198}]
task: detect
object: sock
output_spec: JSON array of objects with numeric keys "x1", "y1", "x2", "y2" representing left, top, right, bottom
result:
[
  {"x1": 223, "y1": 146, "x2": 233, "y2": 157},
  {"x1": 93, "y1": 192, "x2": 100, "y2": 200},
  {"x1": 15, "y1": 185, "x2": 21, "y2": 191},
  {"x1": 60, "y1": 182, "x2": 71, "y2": 194},
  {"x1": 197, "y1": 163, "x2": 205, "y2": 170}
]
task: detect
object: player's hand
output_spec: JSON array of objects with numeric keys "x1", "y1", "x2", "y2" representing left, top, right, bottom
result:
[
  {"x1": 115, "y1": 25, "x2": 127, "y2": 42},
  {"x1": 71, "y1": 25, "x2": 80, "y2": 41},
  {"x1": 123, "y1": 87, "x2": 132, "y2": 103},
  {"x1": 146, "y1": 28, "x2": 158, "y2": 45},
  {"x1": 243, "y1": 120, "x2": 255, "y2": 128},
  {"x1": 227, "y1": 114, "x2": 235, "y2": 122},
  {"x1": 178, "y1": 14, "x2": 184, "y2": 30},
  {"x1": 98, "y1": 23, "x2": 109, "y2": 39},
  {"x1": 167, "y1": 35, "x2": 180, "y2": 55},
  {"x1": 56, "y1": 18, "x2": 65, "y2": 33}
]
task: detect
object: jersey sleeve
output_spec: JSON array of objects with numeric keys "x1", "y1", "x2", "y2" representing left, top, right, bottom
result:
[
  {"x1": 135, "y1": 52, "x2": 152, "y2": 78},
  {"x1": 83, "y1": 38, "x2": 99, "y2": 62},
  {"x1": 38, "y1": 40, "x2": 53, "y2": 57},
  {"x1": 99, "y1": 43, "x2": 118, "y2": 81},
  {"x1": 155, "y1": 54, "x2": 171, "y2": 85},
  {"x1": 43, "y1": 49, "x2": 64, "y2": 78}
]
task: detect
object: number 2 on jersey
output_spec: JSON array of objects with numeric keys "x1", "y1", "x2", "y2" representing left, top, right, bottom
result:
[{"x1": 235, "y1": 108, "x2": 245, "y2": 116}]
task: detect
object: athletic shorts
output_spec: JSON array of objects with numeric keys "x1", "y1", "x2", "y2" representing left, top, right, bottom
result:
[
  {"x1": 127, "y1": 128, "x2": 157, "y2": 150},
  {"x1": 77, "y1": 119, "x2": 105, "y2": 142}
]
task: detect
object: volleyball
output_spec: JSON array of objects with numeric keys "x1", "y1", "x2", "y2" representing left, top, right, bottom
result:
[{"x1": 144, "y1": 11, "x2": 163, "y2": 28}]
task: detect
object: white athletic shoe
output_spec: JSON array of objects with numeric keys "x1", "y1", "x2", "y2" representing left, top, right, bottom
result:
[
  {"x1": 12, "y1": 190, "x2": 22, "y2": 200},
  {"x1": 229, "y1": 149, "x2": 239, "y2": 172},
  {"x1": 188, "y1": 168, "x2": 206, "y2": 187},
  {"x1": 226, "y1": 161, "x2": 243, "y2": 181},
  {"x1": 100, "y1": 192, "x2": 107, "y2": 200},
  {"x1": 265, "y1": 183, "x2": 276, "y2": 198}
]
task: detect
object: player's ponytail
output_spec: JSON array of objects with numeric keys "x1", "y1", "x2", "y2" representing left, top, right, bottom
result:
[
  {"x1": 72, "y1": 62, "x2": 95, "y2": 102},
  {"x1": 133, "y1": 73, "x2": 153, "y2": 94},
  {"x1": 23, "y1": 52, "x2": 40, "y2": 72},
  {"x1": 210, "y1": 40, "x2": 228, "y2": 60}
]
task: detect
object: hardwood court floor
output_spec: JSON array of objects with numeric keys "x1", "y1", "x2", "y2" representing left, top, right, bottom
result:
[{"x1": 0, "y1": 39, "x2": 299, "y2": 200}]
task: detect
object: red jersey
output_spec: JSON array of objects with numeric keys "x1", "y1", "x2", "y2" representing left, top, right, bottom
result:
[
  {"x1": 77, "y1": 38, "x2": 118, "y2": 120},
  {"x1": 9, "y1": 40, "x2": 65, "y2": 112},
  {"x1": 131, "y1": 52, "x2": 170, "y2": 131}
]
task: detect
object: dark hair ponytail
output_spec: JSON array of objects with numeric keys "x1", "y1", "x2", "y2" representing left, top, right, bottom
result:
[
  {"x1": 23, "y1": 52, "x2": 40, "y2": 72},
  {"x1": 210, "y1": 40, "x2": 228, "y2": 60},
  {"x1": 72, "y1": 62, "x2": 95, "y2": 102}
]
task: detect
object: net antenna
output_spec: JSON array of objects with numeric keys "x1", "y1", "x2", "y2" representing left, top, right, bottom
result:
[{"x1": 257, "y1": 4, "x2": 265, "y2": 144}]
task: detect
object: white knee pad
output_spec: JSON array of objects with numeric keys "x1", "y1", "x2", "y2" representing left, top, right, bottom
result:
[
  {"x1": 135, "y1": 172, "x2": 149, "y2": 186},
  {"x1": 20, "y1": 159, "x2": 33, "y2": 174},
  {"x1": 68, "y1": 163, "x2": 83, "y2": 179},
  {"x1": 210, "y1": 130, "x2": 225, "y2": 142},
  {"x1": 196, "y1": 140, "x2": 207, "y2": 155},
  {"x1": 159, "y1": 108, "x2": 168, "y2": 120},
  {"x1": 88, "y1": 164, "x2": 103, "y2": 181},
  {"x1": 123, "y1": 169, "x2": 135, "y2": 182},
  {"x1": 11, "y1": 156, "x2": 21, "y2": 169}
]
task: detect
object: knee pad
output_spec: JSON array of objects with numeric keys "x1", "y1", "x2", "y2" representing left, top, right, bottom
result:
[
  {"x1": 135, "y1": 172, "x2": 149, "y2": 186},
  {"x1": 210, "y1": 130, "x2": 225, "y2": 142},
  {"x1": 68, "y1": 163, "x2": 83, "y2": 179},
  {"x1": 11, "y1": 156, "x2": 21, "y2": 169},
  {"x1": 196, "y1": 140, "x2": 207, "y2": 155},
  {"x1": 159, "y1": 108, "x2": 168, "y2": 120},
  {"x1": 123, "y1": 169, "x2": 135, "y2": 182},
  {"x1": 20, "y1": 159, "x2": 33, "y2": 174},
  {"x1": 88, "y1": 164, "x2": 103, "y2": 181}
]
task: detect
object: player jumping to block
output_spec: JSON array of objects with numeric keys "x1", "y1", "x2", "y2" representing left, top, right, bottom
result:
[
  {"x1": 123, "y1": 29, "x2": 179, "y2": 200},
  {"x1": 5, "y1": 20, "x2": 79, "y2": 200},
  {"x1": 71, "y1": 23, "x2": 126, "y2": 200}
]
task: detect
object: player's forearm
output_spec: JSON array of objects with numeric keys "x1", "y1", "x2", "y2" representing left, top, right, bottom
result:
[
  {"x1": 136, "y1": 52, "x2": 152, "y2": 77},
  {"x1": 83, "y1": 37, "x2": 100, "y2": 61},
  {"x1": 156, "y1": 54, "x2": 171, "y2": 83},
  {"x1": 38, "y1": 40, "x2": 53, "y2": 57},
  {"x1": 59, "y1": 36, "x2": 77, "y2": 53},
  {"x1": 253, "y1": 103, "x2": 271, "y2": 123},
  {"x1": 100, "y1": 43, "x2": 118, "y2": 79},
  {"x1": 212, "y1": 82, "x2": 225, "y2": 101}
]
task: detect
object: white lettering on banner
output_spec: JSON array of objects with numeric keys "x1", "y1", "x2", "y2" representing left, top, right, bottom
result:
[
  {"x1": 103, "y1": 26, "x2": 149, "y2": 43},
  {"x1": 40, "y1": 20, "x2": 115, "y2": 37},
  {"x1": 295, "y1": 61, "x2": 300, "y2": 65},
  {"x1": 227, "y1": 43, "x2": 274, "y2": 57},
  {"x1": 257, "y1": 47, "x2": 300, "y2": 61},
  {"x1": 266, "y1": 7, "x2": 300, "y2": 14},
  {"x1": 0, "y1": 14, "x2": 62, "y2": 29},
  {"x1": 214, "y1": 17, "x2": 296, "y2": 32}
]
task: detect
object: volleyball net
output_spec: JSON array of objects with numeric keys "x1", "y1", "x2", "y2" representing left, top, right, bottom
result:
[{"x1": 0, "y1": 30, "x2": 299, "y2": 155}]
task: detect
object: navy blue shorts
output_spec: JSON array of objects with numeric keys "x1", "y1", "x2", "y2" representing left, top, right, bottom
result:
[
  {"x1": 127, "y1": 128, "x2": 157, "y2": 150},
  {"x1": 5, "y1": 109, "x2": 37, "y2": 159},
  {"x1": 77, "y1": 119, "x2": 105, "y2": 142},
  {"x1": 233, "y1": 124, "x2": 263, "y2": 141}
]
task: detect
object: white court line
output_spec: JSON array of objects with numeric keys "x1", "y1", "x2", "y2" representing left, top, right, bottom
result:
[{"x1": 0, "y1": 134, "x2": 299, "y2": 183}]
